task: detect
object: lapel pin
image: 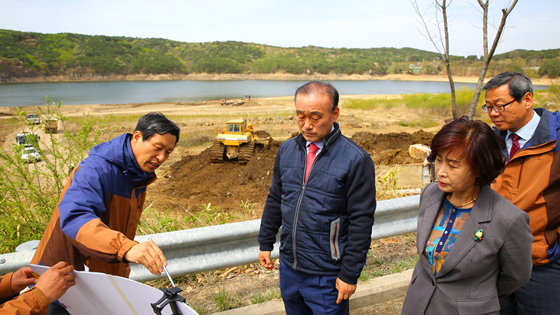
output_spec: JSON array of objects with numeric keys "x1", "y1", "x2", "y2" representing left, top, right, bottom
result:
[{"x1": 473, "y1": 229, "x2": 484, "y2": 241}]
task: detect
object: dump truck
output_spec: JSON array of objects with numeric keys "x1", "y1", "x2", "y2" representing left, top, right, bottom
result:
[
  {"x1": 220, "y1": 96, "x2": 249, "y2": 106},
  {"x1": 220, "y1": 99, "x2": 233, "y2": 106},
  {"x1": 45, "y1": 119, "x2": 58, "y2": 133},
  {"x1": 210, "y1": 118, "x2": 271, "y2": 164}
]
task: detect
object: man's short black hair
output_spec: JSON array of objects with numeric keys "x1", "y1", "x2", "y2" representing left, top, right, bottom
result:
[
  {"x1": 482, "y1": 72, "x2": 533, "y2": 102},
  {"x1": 134, "y1": 112, "x2": 180, "y2": 144},
  {"x1": 295, "y1": 81, "x2": 339, "y2": 113}
]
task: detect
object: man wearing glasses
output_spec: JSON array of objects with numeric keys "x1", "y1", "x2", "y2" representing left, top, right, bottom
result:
[{"x1": 482, "y1": 72, "x2": 560, "y2": 315}]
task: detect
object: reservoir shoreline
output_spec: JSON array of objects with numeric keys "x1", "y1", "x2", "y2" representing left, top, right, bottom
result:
[{"x1": 1, "y1": 73, "x2": 557, "y2": 86}]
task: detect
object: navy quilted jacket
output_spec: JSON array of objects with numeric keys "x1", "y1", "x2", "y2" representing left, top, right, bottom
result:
[{"x1": 258, "y1": 123, "x2": 377, "y2": 284}]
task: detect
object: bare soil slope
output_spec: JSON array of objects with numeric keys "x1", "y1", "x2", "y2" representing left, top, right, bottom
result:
[{"x1": 149, "y1": 130, "x2": 433, "y2": 214}]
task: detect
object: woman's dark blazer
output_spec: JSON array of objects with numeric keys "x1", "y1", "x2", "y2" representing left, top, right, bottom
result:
[{"x1": 401, "y1": 183, "x2": 533, "y2": 315}]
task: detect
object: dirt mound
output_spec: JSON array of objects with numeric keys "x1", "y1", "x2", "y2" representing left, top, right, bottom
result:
[
  {"x1": 150, "y1": 130, "x2": 434, "y2": 213},
  {"x1": 0, "y1": 123, "x2": 18, "y2": 147},
  {"x1": 254, "y1": 130, "x2": 272, "y2": 138},
  {"x1": 150, "y1": 143, "x2": 278, "y2": 212},
  {"x1": 352, "y1": 130, "x2": 433, "y2": 165}
]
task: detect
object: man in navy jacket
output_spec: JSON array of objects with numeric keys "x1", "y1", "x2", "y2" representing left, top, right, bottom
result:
[{"x1": 258, "y1": 81, "x2": 377, "y2": 315}]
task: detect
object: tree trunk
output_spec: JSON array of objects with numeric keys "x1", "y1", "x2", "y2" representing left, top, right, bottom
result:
[{"x1": 441, "y1": 0, "x2": 458, "y2": 119}]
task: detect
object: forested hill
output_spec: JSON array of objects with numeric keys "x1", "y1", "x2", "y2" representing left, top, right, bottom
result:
[{"x1": 1, "y1": 29, "x2": 559, "y2": 80}]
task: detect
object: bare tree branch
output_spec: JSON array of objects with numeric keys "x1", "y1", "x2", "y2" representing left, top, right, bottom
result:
[
  {"x1": 411, "y1": 0, "x2": 444, "y2": 55},
  {"x1": 411, "y1": 0, "x2": 458, "y2": 118},
  {"x1": 412, "y1": 0, "x2": 518, "y2": 119},
  {"x1": 468, "y1": 0, "x2": 518, "y2": 118}
]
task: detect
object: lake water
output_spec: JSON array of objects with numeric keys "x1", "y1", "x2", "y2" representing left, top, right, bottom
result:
[{"x1": 0, "y1": 80, "x2": 548, "y2": 107}]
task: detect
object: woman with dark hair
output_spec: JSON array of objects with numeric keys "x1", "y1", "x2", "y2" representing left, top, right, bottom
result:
[{"x1": 401, "y1": 117, "x2": 533, "y2": 314}]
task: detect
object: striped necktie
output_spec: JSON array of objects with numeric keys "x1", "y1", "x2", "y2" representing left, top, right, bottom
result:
[{"x1": 510, "y1": 133, "x2": 520, "y2": 159}]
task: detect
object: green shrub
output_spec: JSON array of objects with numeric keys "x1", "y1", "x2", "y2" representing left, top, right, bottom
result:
[
  {"x1": 341, "y1": 88, "x2": 477, "y2": 117},
  {"x1": 401, "y1": 87, "x2": 476, "y2": 116},
  {"x1": 177, "y1": 133, "x2": 212, "y2": 148},
  {"x1": 397, "y1": 118, "x2": 439, "y2": 128},
  {"x1": 341, "y1": 98, "x2": 402, "y2": 110},
  {"x1": 0, "y1": 97, "x2": 102, "y2": 253},
  {"x1": 539, "y1": 59, "x2": 560, "y2": 78}
]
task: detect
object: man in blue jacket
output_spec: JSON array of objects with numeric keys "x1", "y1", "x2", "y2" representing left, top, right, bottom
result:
[
  {"x1": 32, "y1": 112, "x2": 180, "y2": 314},
  {"x1": 258, "y1": 81, "x2": 377, "y2": 315}
]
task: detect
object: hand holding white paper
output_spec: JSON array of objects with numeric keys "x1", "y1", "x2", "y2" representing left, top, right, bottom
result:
[{"x1": 30, "y1": 264, "x2": 198, "y2": 315}]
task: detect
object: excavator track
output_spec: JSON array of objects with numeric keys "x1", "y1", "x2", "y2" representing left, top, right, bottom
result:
[
  {"x1": 210, "y1": 140, "x2": 225, "y2": 163},
  {"x1": 238, "y1": 141, "x2": 255, "y2": 165}
]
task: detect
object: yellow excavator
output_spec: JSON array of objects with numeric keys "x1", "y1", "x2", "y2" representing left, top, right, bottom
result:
[{"x1": 210, "y1": 118, "x2": 270, "y2": 164}]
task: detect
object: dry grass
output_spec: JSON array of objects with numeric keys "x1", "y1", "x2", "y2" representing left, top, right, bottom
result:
[{"x1": 146, "y1": 232, "x2": 417, "y2": 314}]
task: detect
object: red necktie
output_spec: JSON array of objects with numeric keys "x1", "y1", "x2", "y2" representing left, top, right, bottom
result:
[
  {"x1": 305, "y1": 143, "x2": 319, "y2": 181},
  {"x1": 510, "y1": 133, "x2": 520, "y2": 159}
]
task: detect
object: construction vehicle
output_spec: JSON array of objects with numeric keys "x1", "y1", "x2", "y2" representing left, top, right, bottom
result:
[
  {"x1": 220, "y1": 96, "x2": 249, "y2": 106},
  {"x1": 220, "y1": 99, "x2": 233, "y2": 106},
  {"x1": 45, "y1": 119, "x2": 58, "y2": 133},
  {"x1": 27, "y1": 113, "x2": 40, "y2": 124},
  {"x1": 21, "y1": 145, "x2": 41, "y2": 162},
  {"x1": 15, "y1": 132, "x2": 41, "y2": 162},
  {"x1": 15, "y1": 132, "x2": 40, "y2": 147},
  {"x1": 210, "y1": 118, "x2": 271, "y2": 164}
]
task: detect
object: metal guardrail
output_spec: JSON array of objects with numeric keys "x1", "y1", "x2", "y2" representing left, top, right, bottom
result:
[{"x1": 0, "y1": 195, "x2": 420, "y2": 281}]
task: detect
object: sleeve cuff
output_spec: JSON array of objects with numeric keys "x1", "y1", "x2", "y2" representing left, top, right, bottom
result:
[
  {"x1": 259, "y1": 244, "x2": 274, "y2": 252},
  {"x1": 118, "y1": 240, "x2": 139, "y2": 262},
  {"x1": 337, "y1": 271, "x2": 358, "y2": 285},
  {"x1": 28, "y1": 287, "x2": 50, "y2": 312},
  {"x1": 0, "y1": 272, "x2": 16, "y2": 299}
]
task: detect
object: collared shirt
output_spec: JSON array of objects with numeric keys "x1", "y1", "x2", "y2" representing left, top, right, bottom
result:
[
  {"x1": 506, "y1": 109, "x2": 541, "y2": 160},
  {"x1": 306, "y1": 125, "x2": 334, "y2": 154}
]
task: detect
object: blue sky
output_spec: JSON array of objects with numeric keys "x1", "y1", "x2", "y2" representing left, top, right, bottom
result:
[{"x1": 2, "y1": 0, "x2": 559, "y2": 57}]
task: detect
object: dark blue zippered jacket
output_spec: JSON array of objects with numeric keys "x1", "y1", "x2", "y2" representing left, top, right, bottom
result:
[{"x1": 258, "y1": 123, "x2": 377, "y2": 284}]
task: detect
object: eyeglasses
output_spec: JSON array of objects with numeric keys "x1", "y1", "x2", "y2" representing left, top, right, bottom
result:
[{"x1": 481, "y1": 99, "x2": 516, "y2": 113}]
